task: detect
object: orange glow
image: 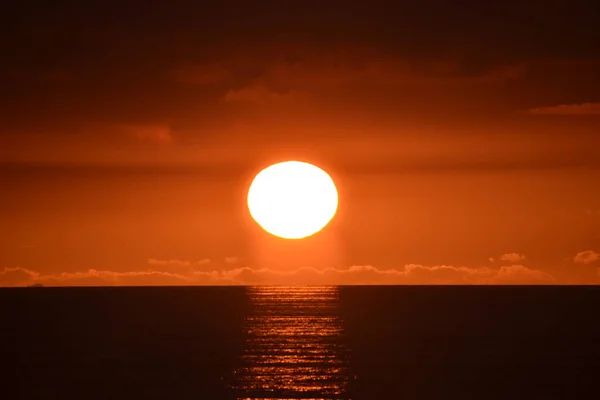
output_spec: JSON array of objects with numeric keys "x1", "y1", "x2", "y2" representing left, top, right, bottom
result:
[{"x1": 247, "y1": 161, "x2": 338, "y2": 239}]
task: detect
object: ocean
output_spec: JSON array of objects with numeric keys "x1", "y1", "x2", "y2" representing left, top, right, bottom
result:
[{"x1": 3, "y1": 285, "x2": 599, "y2": 399}]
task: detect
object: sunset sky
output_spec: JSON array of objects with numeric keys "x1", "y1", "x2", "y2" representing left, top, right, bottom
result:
[{"x1": 2, "y1": 0, "x2": 599, "y2": 286}]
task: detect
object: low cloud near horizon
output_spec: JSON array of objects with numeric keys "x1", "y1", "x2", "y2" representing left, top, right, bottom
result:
[
  {"x1": 499, "y1": 253, "x2": 526, "y2": 263},
  {"x1": 574, "y1": 250, "x2": 600, "y2": 265},
  {"x1": 0, "y1": 263, "x2": 560, "y2": 287}
]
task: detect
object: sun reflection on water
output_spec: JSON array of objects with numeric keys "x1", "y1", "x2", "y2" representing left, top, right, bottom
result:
[{"x1": 232, "y1": 286, "x2": 352, "y2": 399}]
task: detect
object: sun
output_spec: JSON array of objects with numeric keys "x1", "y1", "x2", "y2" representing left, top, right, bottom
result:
[{"x1": 247, "y1": 161, "x2": 338, "y2": 239}]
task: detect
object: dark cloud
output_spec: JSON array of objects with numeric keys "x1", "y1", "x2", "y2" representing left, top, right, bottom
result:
[
  {"x1": 169, "y1": 63, "x2": 231, "y2": 86},
  {"x1": 1, "y1": 0, "x2": 599, "y2": 170},
  {"x1": 2, "y1": 1, "x2": 598, "y2": 101},
  {"x1": 223, "y1": 85, "x2": 298, "y2": 104},
  {"x1": 525, "y1": 103, "x2": 600, "y2": 116},
  {"x1": 3, "y1": 1, "x2": 598, "y2": 66},
  {"x1": 172, "y1": 51, "x2": 527, "y2": 92}
]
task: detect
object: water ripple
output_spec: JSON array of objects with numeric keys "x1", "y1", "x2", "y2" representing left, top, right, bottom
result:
[{"x1": 231, "y1": 286, "x2": 352, "y2": 399}]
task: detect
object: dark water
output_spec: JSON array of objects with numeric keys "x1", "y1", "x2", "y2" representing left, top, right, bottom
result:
[{"x1": 3, "y1": 286, "x2": 600, "y2": 399}]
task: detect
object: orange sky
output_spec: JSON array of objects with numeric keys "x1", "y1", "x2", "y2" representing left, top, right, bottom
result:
[{"x1": 1, "y1": 1, "x2": 599, "y2": 285}]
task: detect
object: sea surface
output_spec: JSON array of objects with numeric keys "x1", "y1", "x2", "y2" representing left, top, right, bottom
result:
[{"x1": 3, "y1": 286, "x2": 600, "y2": 399}]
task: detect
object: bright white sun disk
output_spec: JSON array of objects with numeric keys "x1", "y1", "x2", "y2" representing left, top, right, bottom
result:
[{"x1": 247, "y1": 161, "x2": 338, "y2": 239}]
